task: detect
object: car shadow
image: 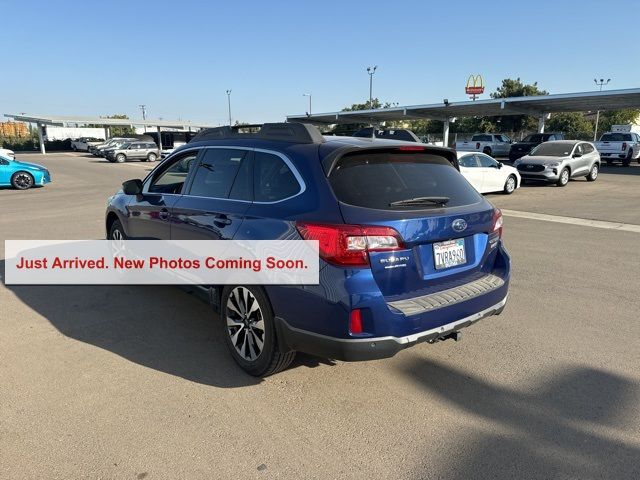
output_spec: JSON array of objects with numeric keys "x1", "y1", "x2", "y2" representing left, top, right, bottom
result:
[
  {"x1": 400, "y1": 357, "x2": 640, "y2": 479},
  {"x1": 599, "y1": 163, "x2": 640, "y2": 176},
  {"x1": 1, "y1": 258, "x2": 332, "y2": 387}
]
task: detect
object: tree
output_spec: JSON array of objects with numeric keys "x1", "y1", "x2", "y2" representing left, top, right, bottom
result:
[
  {"x1": 89, "y1": 114, "x2": 135, "y2": 137},
  {"x1": 597, "y1": 109, "x2": 640, "y2": 136},
  {"x1": 546, "y1": 112, "x2": 594, "y2": 140},
  {"x1": 489, "y1": 78, "x2": 548, "y2": 134}
]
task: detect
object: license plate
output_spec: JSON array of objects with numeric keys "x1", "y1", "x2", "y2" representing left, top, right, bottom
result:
[{"x1": 433, "y1": 239, "x2": 467, "y2": 270}]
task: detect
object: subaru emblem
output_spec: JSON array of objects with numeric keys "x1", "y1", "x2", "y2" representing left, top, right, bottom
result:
[
  {"x1": 527, "y1": 164, "x2": 533, "y2": 169},
  {"x1": 452, "y1": 219, "x2": 467, "y2": 232}
]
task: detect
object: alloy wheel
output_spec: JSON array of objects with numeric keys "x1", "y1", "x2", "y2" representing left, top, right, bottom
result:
[
  {"x1": 14, "y1": 173, "x2": 33, "y2": 189},
  {"x1": 506, "y1": 177, "x2": 516, "y2": 193},
  {"x1": 590, "y1": 165, "x2": 598, "y2": 180},
  {"x1": 226, "y1": 287, "x2": 265, "y2": 361}
]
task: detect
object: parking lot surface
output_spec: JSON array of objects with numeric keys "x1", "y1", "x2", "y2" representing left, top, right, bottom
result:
[{"x1": 1, "y1": 153, "x2": 639, "y2": 479}]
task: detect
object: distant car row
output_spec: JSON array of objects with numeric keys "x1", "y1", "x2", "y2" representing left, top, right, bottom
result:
[
  {"x1": 88, "y1": 137, "x2": 160, "y2": 162},
  {"x1": 455, "y1": 125, "x2": 640, "y2": 166}
]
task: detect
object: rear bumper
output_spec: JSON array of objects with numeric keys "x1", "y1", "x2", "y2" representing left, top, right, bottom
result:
[{"x1": 276, "y1": 295, "x2": 507, "y2": 361}]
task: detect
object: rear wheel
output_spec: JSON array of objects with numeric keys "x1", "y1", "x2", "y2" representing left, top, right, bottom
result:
[
  {"x1": 11, "y1": 171, "x2": 34, "y2": 190},
  {"x1": 221, "y1": 285, "x2": 295, "y2": 376},
  {"x1": 622, "y1": 150, "x2": 632, "y2": 167},
  {"x1": 115, "y1": 153, "x2": 126, "y2": 163},
  {"x1": 503, "y1": 175, "x2": 517, "y2": 194},
  {"x1": 557, "y1": 168, "x2": 570, "y2": 187},
  {"x1": 587, "y1": 163, "x2": 598, "y2": 182},
  {"x1": 483, "y1": 147, "x2": 492, "y2": 156}
]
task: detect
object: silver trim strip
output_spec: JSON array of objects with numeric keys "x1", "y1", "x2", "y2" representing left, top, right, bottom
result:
[{"x1": 283, "y1": 295, "x2": 508, "y2": 346}]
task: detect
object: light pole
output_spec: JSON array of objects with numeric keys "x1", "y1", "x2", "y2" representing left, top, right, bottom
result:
[
  {"x1": 593, "y1": 78, "x2": 610, "y2": 141},
  {"x1": 303, "y1": 93, "x2": 312, "y2": 115},
  {"x1": 226, "y1": 90, "x2": 232, "y2": 126},
  {"x1": 367, "y1": 66, "x2": 377, "y2": 108},
  {"x1": 139, "y1": 104, "x2": 147, "y2": 132}
]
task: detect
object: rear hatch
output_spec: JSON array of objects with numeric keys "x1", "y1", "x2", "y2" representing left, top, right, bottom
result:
[{"x1": 326, "y1": 147, "x2": 498, "y2": 300}]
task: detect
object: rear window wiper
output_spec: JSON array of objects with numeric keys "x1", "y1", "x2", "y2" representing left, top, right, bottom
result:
[{"x1": 389, "y1": 196, "x2": 450, "y2": 207}]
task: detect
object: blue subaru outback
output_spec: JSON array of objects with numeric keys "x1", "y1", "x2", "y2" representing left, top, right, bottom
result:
[{"x1": 106, "y1": 123, "x2": 510, "y2": 376}]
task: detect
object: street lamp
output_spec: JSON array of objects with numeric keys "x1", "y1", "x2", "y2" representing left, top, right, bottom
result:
[
  {"x1": 226, "y1": 90, "x2": 232, "y2": 126},
  {"x1": 303, "y1": 93, "x2": 312, "y2": 115},
  {"x1": 139, "y1": 104, "x2": 147, "y2": 132},
  {"x1": 593, "y1": 78, "x2": 610, "y2": 141},
  {"x1": 367, "y1": 65, "x2": 377, "y2": 108}
]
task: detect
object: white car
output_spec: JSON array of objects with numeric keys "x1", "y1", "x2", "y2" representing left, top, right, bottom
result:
[
  {"x1": 0, "y1": 148, "x2": 15, "y2": 159},
  {"x1": 457, "y1": 151, "x2": 520, "y2": 194}
]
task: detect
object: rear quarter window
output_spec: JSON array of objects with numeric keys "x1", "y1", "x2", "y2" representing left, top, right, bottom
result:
[{"x1": 329, "y1": 152, "x2": 482, "y2": 210}]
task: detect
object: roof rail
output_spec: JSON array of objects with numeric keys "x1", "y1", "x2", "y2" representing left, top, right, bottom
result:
[{"x1": 190, "y1": 122, "x2": 325, "y2": 144}]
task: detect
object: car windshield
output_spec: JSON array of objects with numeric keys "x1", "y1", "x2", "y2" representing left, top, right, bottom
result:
[
  {"x1": 522, "y1": 134, "x2": 549, "y2": 142},
  {"x1": 529, "y1": 143, "x2": 573, "y2": 157},
  {"x1": 599, "y1": 133, "x2": 632, "y2": 142}
]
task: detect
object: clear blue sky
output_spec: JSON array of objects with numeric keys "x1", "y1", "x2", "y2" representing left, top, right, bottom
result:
[{"x1": 1, "y1": 0, "x2": 637, "y2": 125}]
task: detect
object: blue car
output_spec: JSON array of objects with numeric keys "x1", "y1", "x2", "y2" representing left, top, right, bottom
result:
[
  {"x1": 105, "y1": 123, "x2": 510, "y2": 376},
  {"x1": 0, "y1": 154, "x2": 51, "y2": 189}
]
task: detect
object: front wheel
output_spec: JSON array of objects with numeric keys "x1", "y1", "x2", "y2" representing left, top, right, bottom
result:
[
  {"x1": 115, "y1": 153, "x2": 126, "y2": 163},
  {"x1": 587, "y1": 164, "x2": 599, "y2": 182},
  {"x1": 483, "y1": 147, "x2": 492, "y2": 156},
  {"x1": 557, "y1": 168, "x2": 570, "y2": 187},
  {"x1": 147, "y1": 152, "x2": 157, "y2": 162},
  {"x1": 503, "y1": 175, "x2": 517, "y2": 194},
  {"x1": 221, "y1": 285, "x2": 295, "y2": 377},
  {"x1": 11, "y1": 171, "x2": 34, "y2": 190}
]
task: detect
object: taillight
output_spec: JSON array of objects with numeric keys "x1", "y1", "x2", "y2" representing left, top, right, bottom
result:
[
  {"x1": 296, "y1": 222, "x2": 405, "y2": 267},
  {"x1": 397, "y1": 146, "x2": 426, "y2": 151},
  {"x1": 476, "y1": 142, "x2": 481, "y2": 149},
  {"x1": 488, "y1": 209, "x2": 503, "y2": 248},
  {"x1": 622, "y1": 142, "x2": 627, "y2": 151}
]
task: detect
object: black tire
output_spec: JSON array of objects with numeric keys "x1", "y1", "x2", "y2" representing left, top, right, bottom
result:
[
  {"x1": 147, "y1": 152, "x2": 157, "y2": 162},
  {"x1": 503, "y1": 175, "x2": 517, "y2": 194},
  {"x1": 108, "y1": 219, "x2": 127, "y2": 240},
  {"x1": 556, "y1": 168, "x2": 570, "y2": 187},
  {"x1": 72, "y1": 145, "x2": 77, "y2": 152},
  {"x1": 221, "y1": 285, "x2": 296, "y2": 377},
  {"x1": 483, "y1": 147, "x2": 492, "y2": 156},
  {"x1": 587, "y1": 163, "x2": 599, "y2": 182},
  {"x1": 622, "y1": 150, "x2": 632, "y2": 167},
  {"x1": 11, "y1": 171, "x2": 34, "y2": 190},
  {"x1": 115, "y1": 153, "x2": 126, "y2": 163}
]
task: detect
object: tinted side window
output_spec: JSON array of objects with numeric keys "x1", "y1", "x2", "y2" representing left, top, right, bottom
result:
[
  {"x1": 582, "y1": 144, "x2": 594, "y2": 153},
  {"x1": 189, "y1": 148, "x2": 249, "y2": 199},
  {"x1": 253, "y1": 152, "x2": 301, "y2": 202},
  {"x1": 477, "y1": 154, "x2": 497, "y2": 168},
  {"x1": 458, "y1": 154, "x2": 478, "y2": 168},
  {"x1": 148, "y1": 151, "x2": 199, "y2": 194}
]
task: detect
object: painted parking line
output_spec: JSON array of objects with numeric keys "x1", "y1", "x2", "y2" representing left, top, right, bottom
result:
[{"x1": 502, "y1": 209, "x2": 640, "y2": 234}]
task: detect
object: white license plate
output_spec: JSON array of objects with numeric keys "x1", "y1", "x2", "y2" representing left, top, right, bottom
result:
[{"x1": 433, "y1": 239, "x2": 467, "y2": 270}]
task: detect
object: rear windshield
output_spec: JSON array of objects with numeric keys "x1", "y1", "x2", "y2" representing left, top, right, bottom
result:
[
  {"x1": 522, "y1": 134, "x2": 551, "y2": 142},
  {"x1": 600, "y1": 133, "x2": 632, "y2": 142},
  {"x1": 529, "y1": 143, "x2": 574, "y2": 157},
  {"x1": 328, "y1": 152, "x2": 481, "y2": 210},
  {"x1": 471, "y1": 134, "x2": 492, "y2": 141}
]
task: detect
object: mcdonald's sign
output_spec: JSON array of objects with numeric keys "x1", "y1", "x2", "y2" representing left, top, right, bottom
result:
[{"x1": 465, "y1": 75, "x2": 485, "y2": 96}]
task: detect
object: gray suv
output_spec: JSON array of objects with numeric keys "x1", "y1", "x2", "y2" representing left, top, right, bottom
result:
[
  {"x1": 513, "y1": 140, "x2": 600, "y2": 187},
  {"x1": 106, "y1": 142, "x2": 160, "y2": 163}
]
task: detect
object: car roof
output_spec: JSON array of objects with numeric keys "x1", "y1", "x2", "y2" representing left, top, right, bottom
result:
[{"x1": 543, "y1": 140, "x2": 583, "y2": 145}]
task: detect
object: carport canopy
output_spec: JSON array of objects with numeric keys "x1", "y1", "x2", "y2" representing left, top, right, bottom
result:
[
  {"x1": 286, "y1": 87, "x2": 640, "y2": 145},
  {"x1": 4, "y1": 113, "x2": 217, "y2": 154}
]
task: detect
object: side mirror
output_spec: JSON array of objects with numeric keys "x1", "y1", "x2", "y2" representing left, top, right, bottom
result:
[
  {"x1": 497, "y1": 162, "x2": 503, "y2": 169},
  {"x1": 122, "y1": 179, "x2": 143, "y2": 195}
]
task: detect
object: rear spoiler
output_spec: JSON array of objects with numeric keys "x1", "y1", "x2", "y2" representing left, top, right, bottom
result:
[{"x1": 321, "y1": 145, "x2": 459, "y2": 176}]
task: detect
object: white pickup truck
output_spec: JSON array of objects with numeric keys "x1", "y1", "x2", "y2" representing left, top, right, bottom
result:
[
  {"x1": 71, "y1": 137, "x2": 104, "y2": 152},
  {"x1": 594, "y1": 127, "x2": 640, "y2": 166},
  {"x1": 454, "y1": 133, "x2": 512, "y2": 157}
]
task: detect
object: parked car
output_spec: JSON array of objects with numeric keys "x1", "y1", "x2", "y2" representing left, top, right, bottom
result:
[
  {"x1": 457, "y1": 152, "x2": 520, "y2": 194},
  {"x1": 91, "y1": 137, "x2": 145, "y2": 156},
  {"x1": 0, "y1": 153, "x2": 51, "y2": 189},
  {"x1": 454, "y1": 133, "x2": 512, "y2": 157},
  {"x1": 0, "y1": 148, "x2": 15, "y2": 159},
  {"x1": 105, "y1": 141, "x2": 160, "y2": 163},
  {"x1": 594, "y1": 130, "x2": 640, "y2": 166},
  {"x1": 508, "y1": 133, "x2": 565, "y2": 161},
  {"x1": 71, "y1": 137, "x2": 104, "y2": 152},
  {"x1": 513, "y1": 140, "x2": 600, "y2": 186},
  {"x1": 96, "y1": 138, "x2": 139, "y2": 157},
  {"x1": 105, "y1": 123, "x2": 511, "y2": 376}
]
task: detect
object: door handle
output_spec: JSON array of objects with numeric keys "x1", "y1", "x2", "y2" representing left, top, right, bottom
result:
[
  {"x1": 214, "y1": 214, "x2": 232, "y2": 227},
  {"x1": 159, "y1": 208, "x2": 170, "y2": 220}
]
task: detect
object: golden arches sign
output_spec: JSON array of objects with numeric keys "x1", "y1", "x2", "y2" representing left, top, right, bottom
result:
[{"x1": 465, "y1": 75, "x2": 485, "y2": 95}]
